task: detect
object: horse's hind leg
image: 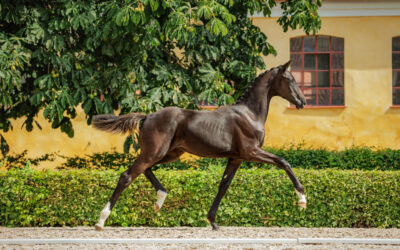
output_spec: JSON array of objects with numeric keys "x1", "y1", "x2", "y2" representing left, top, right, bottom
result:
[
  {"x1": 145, "y1": 149, "x2": 184, "y2": 213},
  {"x1": 144, "y1": 169, "x2": 167, "y2": 213},
  {"x1": 247, "y1": 147, "x2": 306, "y2": 209},
  {"x1": 95, "y1": 113, "x2": 179, "y2": 230},
  {"x1": 95, "y1": 157, "x2": 152, "y2": 231},
  {"x1": 207, "y1": 159, "x2": 242, "y2": 230}
]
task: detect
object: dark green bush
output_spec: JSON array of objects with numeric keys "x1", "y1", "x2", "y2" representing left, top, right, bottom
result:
[
  {"x1": 57, "y1": 151, "x2": 137, "y2": 170},
  {"x1": 0, "y1": 167, "x2": 399, "y2": 228},
  {"x1": 0, "y1": 150, "x2": 55, "y2": 169},
  {"x1": 54, "y1": 146, "x2": 400, "y2": 170},
  {"x1": 2, "y1": 146, "x2": 400, "y2": 170},
  {"x1": 265, "y1": 146, "x2": 400, "y2": 171}
]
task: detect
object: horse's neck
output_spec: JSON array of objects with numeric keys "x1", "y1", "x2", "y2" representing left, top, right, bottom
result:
[{"x1": 239, "y1": 75, "x2": 273, "y2": 124}]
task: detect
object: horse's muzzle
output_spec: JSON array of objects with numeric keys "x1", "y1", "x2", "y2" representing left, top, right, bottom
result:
[{"x1": 295, "y1": 99, "x2": 306, "y2": 109}]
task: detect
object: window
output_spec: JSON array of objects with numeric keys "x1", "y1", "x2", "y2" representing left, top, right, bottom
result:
[
  {"x1": 393, "y1": 36, "x2": 400, "y2": 105},
  {"x1": 290, "y1": 35, "x2": 344, "y2": 106}
]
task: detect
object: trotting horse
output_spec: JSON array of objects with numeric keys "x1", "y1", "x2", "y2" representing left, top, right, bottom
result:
[{"x1": 92, "y1": 61, "x2": 307, "y2": 231}]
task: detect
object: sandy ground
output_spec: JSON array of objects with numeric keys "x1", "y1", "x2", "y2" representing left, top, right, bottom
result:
[{"x1": 1, "y1": 227, "x2": 400, "y2": 250}]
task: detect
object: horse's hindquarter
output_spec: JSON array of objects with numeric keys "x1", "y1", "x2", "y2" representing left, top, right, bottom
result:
[{"x1": 139, "y1": 107, "x2": 183, "y2": 156}]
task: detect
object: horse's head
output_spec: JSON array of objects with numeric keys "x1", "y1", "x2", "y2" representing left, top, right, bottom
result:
[{"x1": 271, "y1": 61, "x2": 306, "y2": 109}]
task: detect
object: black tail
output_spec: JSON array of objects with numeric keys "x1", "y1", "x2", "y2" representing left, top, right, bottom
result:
[{"x1": 92, "y1": 113, "x2": 146, "y2": 134}]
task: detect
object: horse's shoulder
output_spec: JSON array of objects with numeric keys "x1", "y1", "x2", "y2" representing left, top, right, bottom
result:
[{"x1": 228, "y1": 105, "x2": 265, "y2": 135}]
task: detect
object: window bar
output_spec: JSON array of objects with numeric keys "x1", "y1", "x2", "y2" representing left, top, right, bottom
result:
[
  {"x1": 301, "y1": 37, "x2": 305, "y2": 92},
  {"x1": 329, "y1": 36, "x2": 332, "y2": 105},
  {"x1": 315, "y1": 36, "x2": 319, "y2": 105},
  {"x1": 394, "y1": 48, "x2": 400, "y2": 105}
]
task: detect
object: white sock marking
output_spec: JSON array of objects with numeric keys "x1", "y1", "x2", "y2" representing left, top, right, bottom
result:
[
  {"x1": 295, "y1": 190, "x2": 307, "y2": 204},
  {"x1": 96, "y1": 202, "x2": 111, "y2": 228},
  {"x1": 156, "y1": 190, "x2": 167, "y2": 209}
]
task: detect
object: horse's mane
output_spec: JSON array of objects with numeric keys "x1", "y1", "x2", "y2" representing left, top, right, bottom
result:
[{"x1": 235, "y1": 69, "x2": 270, "y2": 104}]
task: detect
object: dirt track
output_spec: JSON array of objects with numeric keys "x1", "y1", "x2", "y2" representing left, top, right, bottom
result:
[{"x1": 1, "y1": 227, "x2": 400, "y2": 249}]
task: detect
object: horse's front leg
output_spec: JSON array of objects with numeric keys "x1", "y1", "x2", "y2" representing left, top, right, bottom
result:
[
  {"x1": 207, "y1": 159, "x2": 242, "y2": 230},
  {"x1": 247, "y1": 147, "x2": 306, "y2": 209}
]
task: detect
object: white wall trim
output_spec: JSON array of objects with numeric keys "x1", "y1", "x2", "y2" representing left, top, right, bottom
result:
[{"x1": 251, "y1": 1, "x2": 400, "y2": 18}]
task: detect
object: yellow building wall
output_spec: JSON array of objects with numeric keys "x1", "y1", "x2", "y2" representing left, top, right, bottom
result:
[
  {"x1": 253, "y1": 16, "x2": 400, "y2": 150},
  {"x1": 2, "y1": 16, "x2": 400, "y2": 168},
  {"x1": 2, "y1": 108, "x2": 128, "y2": 168}
]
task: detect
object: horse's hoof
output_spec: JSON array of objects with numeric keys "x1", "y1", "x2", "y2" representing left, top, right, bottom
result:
[
  {"x1": 95, "y1": 224, "x2": 103, "y2": 231},
  {"x1": 211, "y1": 223, "x2": 219, "y2": 231},
  {"x1": 298, "y1": 202, "x2": 307, "y2": 210},
  {"x1": 154, "y1": 203, "x2": 160, "y2": 213},
  {"x1": 207, "y1": 216, "x2": 219, "y2": 230}
]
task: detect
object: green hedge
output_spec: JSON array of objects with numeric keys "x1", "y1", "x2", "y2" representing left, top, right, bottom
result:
[
  {"x1": 264, "y1": 146, "x2": 400, "y2": 171},
  {"x1": 1, "y1": 167, "x2": 399, "y2": 228},
  {"x1": 56, "y1": 146, "x2": 400, "y2": 170},
  {"x1": 2, "y1": 146, "x2": 400, "y2": 170},
  {"x1": 190, "y1": 146, "x2": 400, "y2": 171}
]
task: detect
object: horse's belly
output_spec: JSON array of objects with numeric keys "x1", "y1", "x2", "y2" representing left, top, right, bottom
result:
[{"x1": 181, "y1": 128, "x2": 235, "y2": 157}]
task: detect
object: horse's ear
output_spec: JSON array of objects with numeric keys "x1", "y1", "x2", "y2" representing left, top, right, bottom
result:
[{"x1": 281, "y1": 60, "x2": 291, "y2": 72}]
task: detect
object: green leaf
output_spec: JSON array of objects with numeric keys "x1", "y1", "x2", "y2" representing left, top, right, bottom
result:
[
  {"x1": 199, "y1": 64, "x2": 217, "y2": 82},
  {"x1": 0, "y1": 134, "x2": 10, "y2": 157},
  {"x1": 198, "y1": 5, "x2": 212, "y2": 19},
  {"x1": 123, "y1": 136, "x2": 132, "y2": 153},
  {"x1": 43, "y1": 106, "x2": 51, "y2": 119},
  {"x1": 29, "y1": 92, "x2": 42, "y2": 106},
  {"x1": 149, "y1": 87, "x2": 162, "y2": 101},
  {"x1": 172, "y1": 91, "x2": 178, "y2": 104},
  {"x1": 93, "y1": 97, "x2": 103, "y2": 114},
  {"x1": 82, "y1": 99, "x2": 92, "y2": 114},
  {"x1": 213, "y1": 18, "x2": 228, "y2": 36},
  {"x1": 56, "y1": 103, "x2": 64, "y2": 123},
  {"x1": 149, "y1": 0, "x2": 159, "y2": 11},
  {"x1": 61, "y1": 119, "x2": 74, "y2": 138},
  {"x1": 115, "y1": 10, "x2": 125, "y2": 26}
]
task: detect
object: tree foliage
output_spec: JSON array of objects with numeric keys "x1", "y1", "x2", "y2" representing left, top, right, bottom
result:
[{"x1": 0, "y1": 0, "x2": 321, "y2": 138}]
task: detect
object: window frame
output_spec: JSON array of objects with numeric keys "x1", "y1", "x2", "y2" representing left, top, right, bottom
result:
[
  {"x1": 290, "y1": 35, "x2": 345, "y2": 108},
  {"x1": 393, "y1": 36, "x2": 400, "y2": 107}
]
